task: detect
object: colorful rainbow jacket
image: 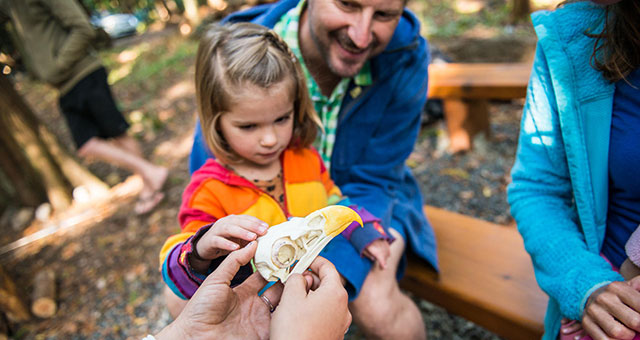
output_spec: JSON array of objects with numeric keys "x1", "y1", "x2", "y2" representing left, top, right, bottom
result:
[{"x1": 160, "y1": 148, "x2": 387, "y2": 298}]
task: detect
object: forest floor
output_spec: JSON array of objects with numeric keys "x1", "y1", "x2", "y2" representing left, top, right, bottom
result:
[{"x1": 0, "y1": 4, "x2": 538, "y2": 338}]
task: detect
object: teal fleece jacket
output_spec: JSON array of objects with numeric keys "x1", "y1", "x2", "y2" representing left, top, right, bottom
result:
[{"x1": 507, "y1": 2, "x2": 624, "y2": 338}]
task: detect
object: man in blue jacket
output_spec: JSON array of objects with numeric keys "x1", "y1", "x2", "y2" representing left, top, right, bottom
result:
[{"x1": 188, "y1": 0, "x2": 436, "y2": 338}]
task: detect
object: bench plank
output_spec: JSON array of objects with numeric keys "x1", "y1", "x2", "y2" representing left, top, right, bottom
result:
[
  {"x1": 428, "y1": 63, "x2": 531, "y2": 100},
  {"x1": 400, "y1": 206, "x2": 547, "y2": 340},
  {"x1": 426, "y1": 63, "x2": 531, "y2": 152}
]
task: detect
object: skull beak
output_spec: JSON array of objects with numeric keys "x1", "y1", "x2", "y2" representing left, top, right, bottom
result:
[{"x1": 320, "y1": 205, "x2": 363, "y2": 237}]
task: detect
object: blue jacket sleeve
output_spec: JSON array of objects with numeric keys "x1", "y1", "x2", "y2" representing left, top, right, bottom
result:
[
  {"x1": 337, "y1": 199, "x2": 395, "y2": 255},
  {"x1": 189, "y1": 120, "x2": 213, "y2": 174},
  {"x1": 507, "y1": 45, "x2": 622, "y2": 321}
]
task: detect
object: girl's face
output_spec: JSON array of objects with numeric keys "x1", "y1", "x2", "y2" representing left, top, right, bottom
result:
[{"x1": 219, "y1": 79, "x2": 295, "y2": 168}]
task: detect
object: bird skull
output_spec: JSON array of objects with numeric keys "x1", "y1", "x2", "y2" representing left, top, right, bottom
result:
[{"x1": 254, "y1": 205, "x2": 363, "y2": 282}]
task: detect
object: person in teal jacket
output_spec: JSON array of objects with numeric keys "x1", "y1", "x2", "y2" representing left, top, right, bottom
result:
[{"x1": 508, "y1": 1, "x2": 640, "y2": 339}]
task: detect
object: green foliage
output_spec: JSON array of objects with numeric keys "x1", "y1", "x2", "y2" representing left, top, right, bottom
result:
[
  {"x1": 411, "y1": 0, "x2": 525, "y2": 38},
  {"x1": 81, "y1": 0, "x2": 157, "y2": 21},
  {"x1": 103, "y1": 39, "x2": 197, "y2": 90},
  {"x1": 97, "y1": 34, "x2": 198, "y2": 138}
]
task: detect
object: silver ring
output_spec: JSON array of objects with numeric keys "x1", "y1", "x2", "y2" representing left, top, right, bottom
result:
[{"x1": 260, "y1": 295, "x2": 275, "y2": 313}]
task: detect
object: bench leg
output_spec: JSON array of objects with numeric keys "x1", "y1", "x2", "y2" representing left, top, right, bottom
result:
[{"x1": 443, "y1": 99, "x2": 490, "y2": 153}]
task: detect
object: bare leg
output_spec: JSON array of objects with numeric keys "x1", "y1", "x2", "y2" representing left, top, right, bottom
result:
[
  {"x1": 78, "y1": 137, "x2": 168, "y2": 212},
  {"x1": 163, "y1": 285, "x2": 188, "y2": 319},
  {"x1": 349, "y1": 228, "x2": 427, "y2": 340},
  {"x1": 112, "y1": 134, "x2": 144, "y2": 158}
]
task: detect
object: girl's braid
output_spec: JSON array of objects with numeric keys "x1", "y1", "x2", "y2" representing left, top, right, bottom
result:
[{"x1": 262, "y1": 30, "x2": 298, "y2": 64}]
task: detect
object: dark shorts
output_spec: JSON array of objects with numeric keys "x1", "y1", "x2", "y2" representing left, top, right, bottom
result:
[{"x1": 58, "y1": 67, "x2": 130, "y2": 148}]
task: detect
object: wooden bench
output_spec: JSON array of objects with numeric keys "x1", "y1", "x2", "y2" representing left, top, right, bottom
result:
[
  {"x1": 400, "y1": 206, "x2": 547, "y2": 340},
  {"x1": 427, "y1": 63, "x2": 531, "y2": 153}
]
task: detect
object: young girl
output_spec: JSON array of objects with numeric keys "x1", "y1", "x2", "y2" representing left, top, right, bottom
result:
[{"x1": 159, "y1": 22, "x2": 393, "y2": 315}]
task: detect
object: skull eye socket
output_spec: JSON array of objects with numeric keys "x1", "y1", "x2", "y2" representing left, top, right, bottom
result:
[
  {"x1": 271, "y1": 237, "x2": 299, "y2": 268},
  {"x1": 276, "y1": 244, "x2": 296, "y2": 266}
]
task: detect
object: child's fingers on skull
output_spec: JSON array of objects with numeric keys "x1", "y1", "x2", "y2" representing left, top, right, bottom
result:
[
  {"x1": 225, "y1": 215, "x2": 269, "y2": 234},
  {"x1": 215, "y1": 223, "x2": 259, "y2": 241},
  {"x1": 207, "y1": 235, "x2": 240, "y2": 252}
]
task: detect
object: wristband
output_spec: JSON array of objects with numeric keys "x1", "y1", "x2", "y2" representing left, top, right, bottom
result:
[{"x1": 189, "y1": 226, "x2": 210, "y2": 261}]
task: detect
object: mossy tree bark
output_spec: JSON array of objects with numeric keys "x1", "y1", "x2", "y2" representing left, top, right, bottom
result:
[{"x1": 0, "y1": 74, "x2": 108, "y2": 212}]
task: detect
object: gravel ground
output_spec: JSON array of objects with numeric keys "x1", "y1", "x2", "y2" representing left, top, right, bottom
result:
[
  {"x1": 416, "y1": 100, "x2": 523, "y2": 225},
  {"x1": 2, "y1": 99, "x2": 524, "y2": 340}
]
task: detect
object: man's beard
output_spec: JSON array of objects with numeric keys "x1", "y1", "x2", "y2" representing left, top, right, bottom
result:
[{"x1": 309, "y1": 26, "x2": 376, "y2": 78}]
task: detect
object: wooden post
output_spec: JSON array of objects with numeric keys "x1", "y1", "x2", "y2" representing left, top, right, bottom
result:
[
  {"x1": 443, "y1": 99, "x2": 490, "y2": 153},
  {"x1": 31, "y1": 269, "x2": 56, "y2": 318},
  {"x1": 0, "y1": 266, "x2": 29, "y2": 322},
  {"x1": 512, "y1": 0, "x2": 531, "y2": 23}
]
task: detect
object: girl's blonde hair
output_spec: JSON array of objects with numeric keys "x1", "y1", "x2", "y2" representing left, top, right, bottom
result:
[{"x1": 195, "y1": 22, "x2": 321, "y2": 164}]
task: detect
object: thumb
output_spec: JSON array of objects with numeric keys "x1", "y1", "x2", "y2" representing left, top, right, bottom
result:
[
  {"x1": 238, "y1": 271, "x2": 269, "y2": 295},
  {"x1": 281, "y1": 273, "x2": 309, "y2": 301},
  {"x1": 203, "y1": 241, "x2": 257, "y2": 286}
]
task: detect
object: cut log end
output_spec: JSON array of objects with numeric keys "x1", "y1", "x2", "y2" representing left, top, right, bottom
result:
[
  {"x1": 31, "y1": 298, "x2": 56, "y2": 319},
  {"x1": 31, "y1": 269, "x2": 56, "y2": 319}
]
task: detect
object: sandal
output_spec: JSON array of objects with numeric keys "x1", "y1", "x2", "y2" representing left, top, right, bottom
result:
[{"x1": 134, "y1": 190, "x2": 165, "y2": 215}]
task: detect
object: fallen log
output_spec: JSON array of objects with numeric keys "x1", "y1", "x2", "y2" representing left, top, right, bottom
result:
[{"x1": 31, "y1": 269, "x2": 56, "y2": 318}]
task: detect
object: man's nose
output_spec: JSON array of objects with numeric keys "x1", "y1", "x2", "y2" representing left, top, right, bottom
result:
[{"x1": 347, "y1": 10, "x2": 374, "y2": 49}]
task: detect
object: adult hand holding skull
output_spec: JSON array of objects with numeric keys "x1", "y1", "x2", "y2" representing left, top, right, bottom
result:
[{"x1": 153, "y1": 208, "x2": 353, "y2": 340}]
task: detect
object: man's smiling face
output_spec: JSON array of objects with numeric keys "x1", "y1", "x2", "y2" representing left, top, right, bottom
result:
[{"x1": 304, "y1": 0, "x2": 404, "y2": 78}]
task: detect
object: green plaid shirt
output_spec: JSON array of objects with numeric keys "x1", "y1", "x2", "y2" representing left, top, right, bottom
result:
[{"x1": 273, "y1": 0, "x2": 372, "y2": 169}]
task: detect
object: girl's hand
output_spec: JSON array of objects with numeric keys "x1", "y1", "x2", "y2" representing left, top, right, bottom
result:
[
  {"x1": 582, "y1": 276, "x2": 640, "y2": 340},
  {"x1": 197, "y1": 215, "x2": 269, "y2": 260},
  {"x1": 363, "y1": 239, "x2": 391, "y2": 270}
]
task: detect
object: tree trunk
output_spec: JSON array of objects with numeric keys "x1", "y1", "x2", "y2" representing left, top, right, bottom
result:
[
  {"x1": 0, "y1": 74, "x2": 108, "y2": 211},
  {"x1": 0, "y1": 75, "x2": 70, "y2": 209},
  {"x1": 0, "y1": 170, "x2": 15, "y2": 214},
  {"x1": 0, "y1": 313, "x2": 8, "y2": 340},
  {"x1": 0, "y1": 265, "x2": 29, "y2": 322},
  {"x1": 0, "y1": 126, "x2": 47, "y2": 207},
  {"x1": 154, "y1": 0, "x2": 172, "y2": 22},
  {"x1": 183, "y1": 0, "x2": 201, "y2": 27},
  {"x1": 512, "y1": 0, "x2": 531, "y2": 23}
]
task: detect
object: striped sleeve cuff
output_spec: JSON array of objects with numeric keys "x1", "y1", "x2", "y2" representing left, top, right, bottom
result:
[{"x1": 161, "y1": 224, "x2": 214, "y2": 299}]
